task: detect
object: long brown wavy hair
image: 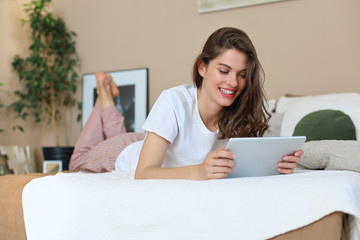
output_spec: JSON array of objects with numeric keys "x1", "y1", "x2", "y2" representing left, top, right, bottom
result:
[{"x1": 193, "y1": 27, "x2": 270, "y2": 139}]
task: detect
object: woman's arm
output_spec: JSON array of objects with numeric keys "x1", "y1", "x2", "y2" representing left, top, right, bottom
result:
[
  {"x1": 135, "y1": 132, "x2": 198, "y2": 179},
  {"x1": 134, "y1": 132, "x2": 236, "y2": 180}
]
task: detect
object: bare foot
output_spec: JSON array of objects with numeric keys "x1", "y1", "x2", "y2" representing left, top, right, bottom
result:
[
  {"x1": 96, "y1": 72, "x2": 119, "y2": 97},
  {"x1": 96, "y1": 72, "x2": 110, "y2": 90},
  {"x1": 108, "y1": 74, "x2": 120, "y2": 97},
  {"x1": 95, "y1": 72, "x2": 115, "y2": 109}
]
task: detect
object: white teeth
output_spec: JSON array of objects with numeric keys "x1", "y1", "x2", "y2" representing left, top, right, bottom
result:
[{"x1": 220, "y1": 88, "x2": 235, "y2": 94}]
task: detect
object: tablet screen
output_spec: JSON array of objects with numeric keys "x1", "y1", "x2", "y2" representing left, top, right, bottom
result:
[{"x1": 225, "y1": 136, "x2": 306, "y2": 178}]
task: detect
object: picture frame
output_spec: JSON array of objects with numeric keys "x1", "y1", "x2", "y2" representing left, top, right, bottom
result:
[
  {"x1": 197, "y1": 0, "x2": 291, "y2": 13},
  {"x1": 82, "y1": 68, "x2": 149, "y2": 133},
  {"x1": 43, "y1": 160, "x2": 63, "y2": 173},
  {"x1": 0, "y1": 145, "x2": 36, "y2": 175}
]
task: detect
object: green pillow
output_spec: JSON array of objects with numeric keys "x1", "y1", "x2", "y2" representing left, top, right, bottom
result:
[{"x1": 293, "y1": 110, "x2": 356, "y2": 142}]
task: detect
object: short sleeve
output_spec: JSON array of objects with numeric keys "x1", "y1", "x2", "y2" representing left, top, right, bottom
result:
[{"x1": 142, "y1": 94, "x2": 179, "y2": 143}]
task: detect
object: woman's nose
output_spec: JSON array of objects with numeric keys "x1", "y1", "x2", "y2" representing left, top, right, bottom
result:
[{"x1": 226, "y1": 73, "x2": 238, "y2": 87}]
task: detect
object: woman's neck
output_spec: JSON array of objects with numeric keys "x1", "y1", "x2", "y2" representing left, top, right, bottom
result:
[{"x1": 197, "y1": 89, "x2": 221, "y2": 132}]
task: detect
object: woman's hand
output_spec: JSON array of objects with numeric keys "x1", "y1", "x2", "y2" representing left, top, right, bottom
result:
[
  {"x1": 277, "y1": 150, "x2": 304, "y2": 174},
  {"x1": 199, "y1": 146, "x2": 236, "y2": 180}
]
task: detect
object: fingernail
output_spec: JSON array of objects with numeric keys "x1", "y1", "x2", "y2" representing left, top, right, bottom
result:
[{"x1": 283, "y1": 156, "x2": 289, "y2": 160}]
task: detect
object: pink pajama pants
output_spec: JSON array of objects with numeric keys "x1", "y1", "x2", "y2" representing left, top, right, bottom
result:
[{"x1": 69, "y1": 105, "x2": 145, "y2": 173}]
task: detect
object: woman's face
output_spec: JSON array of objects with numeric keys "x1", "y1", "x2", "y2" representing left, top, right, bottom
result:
[{"x1": 198, "y1": 48, "x2": 248, "y2": 111}]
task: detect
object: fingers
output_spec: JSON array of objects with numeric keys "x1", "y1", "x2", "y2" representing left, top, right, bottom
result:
[
  {"x1": 210, "y1": 146, "x2": 236, "y2": 161},
  {"x1": 277, "y1": 167, "x2": 295, "y2": 174},
  {"x1": 206, "y1": 151, "x2": 236, "y2": 169},
  {"x1": 277, "y1": 160, "x2": 297, "y2": 174},
  {"x1": 201, "y1": 158, "x2": 235, "y2": 179},
  {"x1": 206, "y1": 166, "x2": 233, "y2": 175},
  {"x1": 201, "y1": 165, "x2": 233, "y2": 179},
  {"x1": 294, "y1": 150, "x2": 304, "y2": 157},
  {"x1": 210, "y1": 172, "x2": 230, "y2": 179},
  {"x1": 201, "y1": 146, "x2": 236, "y2": 179},
  {"x1": 207, "y1": 158, "x2": 236, "y2": 169},
  {"x1": 286, "y1": 150, "x2": 304, "y2": 157},
  {"x1": 277, "y1": 150, "x2": 303, "y2": 174}
]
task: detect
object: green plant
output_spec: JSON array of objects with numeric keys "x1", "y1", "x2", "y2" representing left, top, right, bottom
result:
[
  {"x1": 0, "y1": 82, "x2": 7, "y2": 133},
  {"x1": 0, "y1": 82, "x2": 23, "y2": 133},
  {"x1": 11, "y1": 0, "x2": 81, "y2": 146}
]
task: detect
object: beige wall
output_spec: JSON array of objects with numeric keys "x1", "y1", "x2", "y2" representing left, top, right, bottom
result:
[{"x1": 1, "y1": 0, "x2": 359, "y2": 170}]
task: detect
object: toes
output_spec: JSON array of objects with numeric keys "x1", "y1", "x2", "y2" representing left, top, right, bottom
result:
[
  {"x1": 96, "y1": 72, "x2": 107, "y2": 81},
  {"x1": 96, "y1": 72, "x2": 107, "y2": 87},
  {"x1": 95, "y1": 72, "x2": 119, "y2": 98}
]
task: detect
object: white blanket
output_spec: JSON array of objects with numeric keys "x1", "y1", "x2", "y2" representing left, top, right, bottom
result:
[{"x1": 23, "y1": 170, "x2": 360, "y2": 240}]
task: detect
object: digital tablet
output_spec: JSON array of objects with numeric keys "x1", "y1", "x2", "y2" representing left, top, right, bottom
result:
[{"x1": 225, "y1": 136, "x2": 306, "y2": 178}]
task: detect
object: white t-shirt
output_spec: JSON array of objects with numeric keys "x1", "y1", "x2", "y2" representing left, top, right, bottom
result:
[{"x1": 115, "y1": 84, "x2": 228, "y2": 174}]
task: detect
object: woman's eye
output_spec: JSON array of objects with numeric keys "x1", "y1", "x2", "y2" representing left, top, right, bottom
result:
[
  {"x1": 219, "y1": 70, "x2": 228, "y2": 74},
  {"x1": 238, "y1": 72, "x2": 246, "y2": 79}
]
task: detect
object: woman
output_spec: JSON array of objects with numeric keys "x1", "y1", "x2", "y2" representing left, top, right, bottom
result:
[{"x1": 69, "y1": 27, "x2": 303, "y2": 179}]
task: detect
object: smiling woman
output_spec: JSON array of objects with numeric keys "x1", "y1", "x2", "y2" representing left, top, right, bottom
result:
[
  {"x1": 135, "y1": 27, "x2": 302, "y2": 179},
  {"x1": 197, "y1": 49, "x2": 248, "y2": 111},
  {"x1": 69, "y1": 27, "x2": 303, "y2": 180},
  {"x1": 192, "y1": 27, "x2": 268, "y2": 139}
]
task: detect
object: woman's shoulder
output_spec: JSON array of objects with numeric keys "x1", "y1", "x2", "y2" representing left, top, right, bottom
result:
[{"x1": 160, "y1": 84, "x2": 197, "y2": 103}]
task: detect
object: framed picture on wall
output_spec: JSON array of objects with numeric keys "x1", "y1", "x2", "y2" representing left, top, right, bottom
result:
[
  {"x1": 197, "y1": 0, "x2": 291, "y2": 13},
  {"x1": 82, "y1": 68, "x2": 149, "y2": 133}
]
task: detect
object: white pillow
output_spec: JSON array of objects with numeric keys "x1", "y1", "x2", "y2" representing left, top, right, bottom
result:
[
  {"x1": 263, "y1": 99, "x2": 281, "y2": 137},
  {"x1": 265, "y1": 99, "x2": 276, "y2": 113},
  {"x1": 263, "y1": 112, "x2": 284, "y2": 137},
  {"x1": 276, "y1": 93, "x2": 360, "y2": 140}
]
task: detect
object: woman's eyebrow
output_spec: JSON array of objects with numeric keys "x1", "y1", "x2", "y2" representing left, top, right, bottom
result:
[
  {"x1": 218, "y1": 63, "x2": 232, "y2": 69},
  {"x1": 218, "y1": 63, "x2": 247, "y2": 72}
]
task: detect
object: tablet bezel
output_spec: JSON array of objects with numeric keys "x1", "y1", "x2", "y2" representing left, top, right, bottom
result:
[{"x1": 225, "y1": 136, "x2": 306, "y2": 178}]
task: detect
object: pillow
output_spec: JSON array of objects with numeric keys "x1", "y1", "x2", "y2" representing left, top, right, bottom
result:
[
  {"x1": 299, "y1": 140, "x2": 360, "y2": 173},
  {"x1": 265, "y1": 99, "x2": 276, "y2": 113},
  {"x1": 264, "y1": 112, "x2": 284, "y2": 137},
  {"x1": 276, "y1": 93, "x2": 360, "y2": 140},
  {"x1": 293, "y1": 110, "x2": 356, "y2": 141},
  {"x1": 262, "y1": 99, "x2": 280, "y2": 137}
]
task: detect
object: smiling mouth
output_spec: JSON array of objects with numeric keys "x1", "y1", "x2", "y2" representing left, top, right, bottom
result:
[{"x1": 219, "y1": 88, "x2": 235, "y2": 95}]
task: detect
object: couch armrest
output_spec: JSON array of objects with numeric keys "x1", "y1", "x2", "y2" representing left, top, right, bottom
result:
[{"x1": 0, "y1": 173, "x2": 50, "y2": 240}]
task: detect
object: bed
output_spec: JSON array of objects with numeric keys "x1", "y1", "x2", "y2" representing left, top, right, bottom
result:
[
  {"x1": 22, "y1": 170, "x2": 360, "y2": 240},
  {"x1": 2, "y1": 92, "x2": 360, "y2": 240}
]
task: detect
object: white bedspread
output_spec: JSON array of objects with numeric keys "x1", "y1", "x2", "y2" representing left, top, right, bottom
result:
[{"x1": 23, "y1": 170, "x2": 360, "y2": 240}]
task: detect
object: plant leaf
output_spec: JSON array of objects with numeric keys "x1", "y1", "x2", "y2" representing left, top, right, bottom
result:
[{"x1": 12, "y1": 126, "x2": 24, "y2": 132}]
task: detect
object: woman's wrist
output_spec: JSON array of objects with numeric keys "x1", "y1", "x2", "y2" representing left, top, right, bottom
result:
[{"x1": 193, "y1": 165, "x2": 205, "y2": 180}]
